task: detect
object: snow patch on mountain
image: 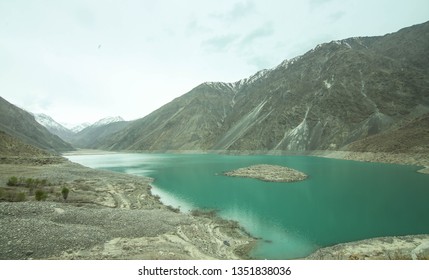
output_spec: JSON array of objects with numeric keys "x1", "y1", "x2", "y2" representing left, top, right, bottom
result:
[
  {"x1": 92, "y1": 116, "x2": 125, "y2": 127},
  {"x1": 203, "y1": 69, "x2": 270, "y2": 93},
  {"x1": 276, "y1": 55, "x2": 302, "y2": 70},
  {"x1": 233, "y1": 69, "x2": 270, "y2": 89},
  {"x1": 70, "y1": 123, "x2": 91, "y2": 133}
]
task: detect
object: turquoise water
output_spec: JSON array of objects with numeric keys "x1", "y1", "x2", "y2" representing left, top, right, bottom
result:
[{"x1": 66, "y1": 153, "x2": 429, "y2": 259}]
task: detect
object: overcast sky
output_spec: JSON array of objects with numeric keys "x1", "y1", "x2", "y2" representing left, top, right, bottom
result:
[{"x1": 1, "y1": 0, "x2": 428, "y2": 127}]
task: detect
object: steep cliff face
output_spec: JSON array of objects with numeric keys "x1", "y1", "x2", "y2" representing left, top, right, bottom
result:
[{"x1": 98, "y1": 21, "x2": 429, "y2": 152}]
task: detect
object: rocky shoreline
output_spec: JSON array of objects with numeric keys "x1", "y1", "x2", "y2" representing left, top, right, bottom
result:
[
  {"x1": 224, "y1": 164, "x2": 308, "y2": 182},
  {"x1": 306, "y1": 234, "x2": 429, "y2": 260},
  {"x1": 0, "y1": 158, "x2": 255, "y2": 260},
  {"x1": 313, "y1": 150, "x2": 429, "y2": 174}
]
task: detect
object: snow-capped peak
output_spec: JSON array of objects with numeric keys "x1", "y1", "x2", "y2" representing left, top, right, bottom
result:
[
  {"x1": 92, "y1": 116, "x2": 125, "y2": 127},
  {"x1": 202, "y1": 69, "x2": 271, "y2": 93},
  {"x1": 33, "y1": 113, "x2": 70, "y2": 133}
]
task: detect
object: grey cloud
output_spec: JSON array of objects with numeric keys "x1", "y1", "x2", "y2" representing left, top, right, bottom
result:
[
  {"x1": 186, "y1": 19, "x2": 212, "y2": 36},
  {"x1": 202, "y1": 23, "x2": 274, "y2": 52},
  {"x1": 202, "y1": 22, "x2": 274, "y2": 53},
  {"x1": 210, "y1": 0, "x2": 255, "y2": 21},
  {"x1": 329, "y1": 10, "x2": 346, "y2": 22},
  {"x1": 202, "y1": 34, "x2": 239, "y2": 52},
  {"x1": 73, "y1": 7, "x2": 96, "y2": 28},
  {"x1": 239, "y1": 23, "x2": 274, "y2": 46},
  {"x1": 309, "y1": 0, "x2": 334, "y2": 6},
  {"x1": 246, "y1": 55, "x2": 272, "y2": 69},
  {"x1": 228, "y1": 0, "x2": 255, "y2": 20}
]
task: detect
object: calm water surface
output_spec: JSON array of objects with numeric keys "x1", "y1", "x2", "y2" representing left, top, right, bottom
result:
[{"x1": 66, "y1": 153, "x2": 429, "y2": 259}]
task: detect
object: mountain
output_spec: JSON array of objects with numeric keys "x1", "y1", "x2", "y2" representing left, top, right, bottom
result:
[
  {"x1": 0, "y1": 96, "x2": 74, "y2": 153},
  {"x1": 69, "y1": 116, "x2": 128, "y2": 149},
  {"x1": 33, "y1": 113, "x2": 75, "y2": 142},
  {"x1": 96, "y1": 21, "x2": 429, "y2": 152}
]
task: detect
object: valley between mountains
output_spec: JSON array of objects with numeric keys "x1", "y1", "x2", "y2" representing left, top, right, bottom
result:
[{"x1": 1, "y1": 21, "x2": 429, "y2": 260}]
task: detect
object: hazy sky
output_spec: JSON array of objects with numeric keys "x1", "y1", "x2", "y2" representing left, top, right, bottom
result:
[{"x1": 1, "y1": 0, "x2": 428, "y2": 127}]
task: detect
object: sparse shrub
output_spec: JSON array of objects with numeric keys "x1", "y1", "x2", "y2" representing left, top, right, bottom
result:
[
  {"x1": 35, "y1": 189, "x2": 47, "y2": 201},
  {"x1": 7, "y1": 176, "x2": 18, "y2": 186},
  {"x1": 6, "y1": 177, "x2": 50, "y2": 188},
  {"x1": 61, "y1": 187, "x2": 69, "y2": 201},
  {"x1": 26, "y1": 178, "x2": 35, "y2": 188},
  {"x1": 16, "y1": 192, "x2": 26, "y2": 202}
]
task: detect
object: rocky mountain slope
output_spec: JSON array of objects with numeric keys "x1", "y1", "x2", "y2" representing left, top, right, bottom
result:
[
  {"x1": 345, "y1": 113, "x2": 429, "y2": 153},
  {"x1": 96, "y1": 21, "x2": 429, "y2": 152},
  {"x1": 0, "y1": 131, "x2": 51, "y2": 157},
  {"x1": 0, "y1": 96, "x2": 74, "y2": 153}
]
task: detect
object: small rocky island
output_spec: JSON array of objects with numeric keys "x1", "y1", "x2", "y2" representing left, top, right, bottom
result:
[{"x1": 224, "y1": 164, "x2": 308, "y2": 182}]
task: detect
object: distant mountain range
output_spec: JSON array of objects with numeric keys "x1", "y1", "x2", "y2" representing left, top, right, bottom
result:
[
  {"x1": 68, "y1": 117, "x2": 128, "y2": 149},
  {"x1": 0, "y1": 98, "x2": 126, "y2": 154},
  {"x1": 1, "y1": 21, "x2": 428, "y2": 155},
  {"x1": 33, "y1": 114, "x2": 127, "y2": 149}
]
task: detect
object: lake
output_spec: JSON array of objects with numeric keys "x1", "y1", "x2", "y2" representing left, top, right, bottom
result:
[{"x1": 65, "y1": 153, "x2": 429, "y2": 259}]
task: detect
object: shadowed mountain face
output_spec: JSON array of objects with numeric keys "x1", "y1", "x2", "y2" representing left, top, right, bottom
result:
[
  {"x1": 93, "y1": 21, "x2": 429, "y2": 152},
  {"x1": 0, "y1": 97, "x2": 74, "y2": 153}
]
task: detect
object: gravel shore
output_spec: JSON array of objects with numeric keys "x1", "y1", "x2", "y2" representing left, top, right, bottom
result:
[
  {"x1": 0, "y1": 159, "x2": 254, "y2": 260},
  {"x1": 313, "y1": 150, "x2": 429, "y2": 173}
]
